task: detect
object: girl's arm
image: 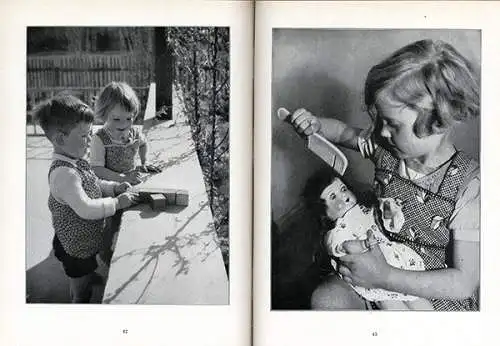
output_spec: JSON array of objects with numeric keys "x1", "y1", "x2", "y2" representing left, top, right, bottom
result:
[
  {"x1": 289, "y1": 109, "x2": 368, "y2": 152},
  {"x1": 317, "y1": 117, "x2": 363, "y2": 151},
  {"x1": 92, "y1": 165, "x2": 128, "y2": 183},
  {"x1": 139, "y1": 141, "x2": 147, "y2": 166},
  {"x1": 340, "y1": 232, "x2": 479, "y2": 300}
]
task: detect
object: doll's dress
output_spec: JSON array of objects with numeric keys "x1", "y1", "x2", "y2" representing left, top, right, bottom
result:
[{"x1": 326, "y1": 203, "x2": 426, "y2": 301}]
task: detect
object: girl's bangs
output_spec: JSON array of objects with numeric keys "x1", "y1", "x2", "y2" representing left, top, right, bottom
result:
[{"x1": 385, "y1": 71, "x2": 431, "y2": 109}]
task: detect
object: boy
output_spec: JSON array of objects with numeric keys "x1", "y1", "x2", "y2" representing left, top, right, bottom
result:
[{"x1": 34, "y1": 94, "x2": 138, "y2": 303}]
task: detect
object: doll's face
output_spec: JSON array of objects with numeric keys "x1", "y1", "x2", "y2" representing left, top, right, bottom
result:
[{"x1": 320, "y1": 178, "x2": 357, "y2": 220}]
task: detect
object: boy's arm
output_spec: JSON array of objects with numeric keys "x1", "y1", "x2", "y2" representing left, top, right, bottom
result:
[{"x1": 50, "y1": 167, "x2": 119, "y2": 220}]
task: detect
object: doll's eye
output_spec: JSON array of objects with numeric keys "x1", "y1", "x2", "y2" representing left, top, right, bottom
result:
[
  {"x1": 340, "y1": 186, "x2": 346, "y2": 192},
  {"x1": 329, "y1": 192, "x2": 336, "y2": 200}
]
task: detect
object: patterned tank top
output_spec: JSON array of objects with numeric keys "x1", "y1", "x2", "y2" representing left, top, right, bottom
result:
[
  {"x1": 48, "y1": 159, "x2": 105, "y2": 259},
  {"x1": 95, "y1": 127, "x2": 142, "y2": 173}
]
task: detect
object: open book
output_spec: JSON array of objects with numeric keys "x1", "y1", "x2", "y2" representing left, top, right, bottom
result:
[{"x1": 2, "y1": 1, "x2": 499, "y2": 346}]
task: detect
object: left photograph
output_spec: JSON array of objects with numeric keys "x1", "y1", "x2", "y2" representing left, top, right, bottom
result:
[{"x1": 26, "y1": 27, "x2": 230, "y2": 304}]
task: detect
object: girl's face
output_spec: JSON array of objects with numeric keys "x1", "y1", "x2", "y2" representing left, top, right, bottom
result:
[
  {"x1": 57, "y1": 122, "x2": 93, "y2": 159},
  {"x1": 320, "y1": 178, "x2": 357, "y2": 220},
  {"x1": 373, "y1": 94, "x2": 446, "y2": 162},
  {"x1": 104, "y1": 104, "x2": 134, "y2": 140}
]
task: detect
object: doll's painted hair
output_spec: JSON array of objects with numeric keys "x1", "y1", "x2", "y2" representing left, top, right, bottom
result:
[
  {"x1": 364, "y1": 39, "x2": 480, "y2": 137},
  {"x1": 94, "y1": 81, "x2": 140, "y2": 122},
  {"x1": 34, "y1": 93, "x2": 94, "y2": 140}
]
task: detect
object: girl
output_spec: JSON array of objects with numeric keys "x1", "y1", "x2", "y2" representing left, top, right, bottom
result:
[
  {"x1": 291, "y1": 39, "x2": 480, "y2": 310},
  {"x1": 89, "y1": 82, "x2": 161, "y2": 264},
  {"x1": 89, "y1": 81, "x2": 160, "y2": 185}
]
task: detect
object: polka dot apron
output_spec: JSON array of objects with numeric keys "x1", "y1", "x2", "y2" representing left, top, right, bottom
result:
[
  {"x1": 374, "y1": 147, "x2": 478, "y2": 310},
  {"x1": 48, "y1": 159, "x2": 105, "y2": 259}
]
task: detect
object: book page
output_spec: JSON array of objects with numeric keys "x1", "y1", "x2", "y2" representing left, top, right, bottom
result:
[
  {"x1": 254, "y1": 1, "x2": 499, "y2": 345},
  {"x1": 0, "y1": 1, "x2": 253, "y2": 345}
]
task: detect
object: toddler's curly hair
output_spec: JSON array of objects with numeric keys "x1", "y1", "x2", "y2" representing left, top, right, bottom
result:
[
  {"x1": 94, "y1": 81, "x2": 140, "y2": 122},
  {"x1": 364, "y1": 39, "x2": 480, "y2": 137}
]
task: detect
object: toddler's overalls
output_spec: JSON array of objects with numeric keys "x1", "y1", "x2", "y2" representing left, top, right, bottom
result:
[
  {"x1": 374, "y1": 147, "x2": 478, "y2": 310},
  {"x1": 95, "y1": 127, "x2": 141, "y2": 173}
]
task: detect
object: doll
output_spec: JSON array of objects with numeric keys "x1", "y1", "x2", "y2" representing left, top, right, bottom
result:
[{"x1": 321, "y1": 178, "x2": 434, "y2": 310}]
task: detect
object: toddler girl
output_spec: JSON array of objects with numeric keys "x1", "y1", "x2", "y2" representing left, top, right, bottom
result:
[
  {"x1": 291, "y1": 39, "x2": 480, "y2": 310},
  {"x1": 90, "y1": 81, "x2": 160, "y2": 184},
  {"x1": 89, "y1": 82, "x2": 161, "y2": 264}
]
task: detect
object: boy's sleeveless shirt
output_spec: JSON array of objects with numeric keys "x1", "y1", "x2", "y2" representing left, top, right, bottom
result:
[
  {"x1": 48, "y1": 160, "x2": 105, "y2": 259},
  {"x1": 373, "y1": 147, "x2": 478, "y2": 310},
  {"x1": 95, "y1": 127, "x2": 142, "y2": 173}
]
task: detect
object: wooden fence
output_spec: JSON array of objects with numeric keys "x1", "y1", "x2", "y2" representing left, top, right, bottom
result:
[
  {"x1": 27, "y1": 53, "x2": 154, "y2": 131},
  {"x1": 27, "y1": 53, "x2": 152, "y2": 89}
]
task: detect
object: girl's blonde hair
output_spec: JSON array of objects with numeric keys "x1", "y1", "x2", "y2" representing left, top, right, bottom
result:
[
  {"x1": 364, "y1": 39, "x2": 480, "y2": 137},
  {"x1": 94, "y1": 81, "x2": 140, "y2": 121}
]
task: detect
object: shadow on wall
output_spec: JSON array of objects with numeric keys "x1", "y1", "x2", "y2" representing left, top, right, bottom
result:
[{"x1": 272, "y1": 68, "x2": 374, "y2": 221}]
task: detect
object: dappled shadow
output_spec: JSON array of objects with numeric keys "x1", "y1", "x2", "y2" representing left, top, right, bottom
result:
[{"x1": 102, "y1": 200, "x2": 221, "y2": 303}]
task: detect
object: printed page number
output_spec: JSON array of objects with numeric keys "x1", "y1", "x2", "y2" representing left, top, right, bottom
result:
[
  {"x1": 122, "y1": 329, "x2": 128, "y2": 334},
  {"x1": 372, "y1": 331, "x2": 378, "y2": 337}
]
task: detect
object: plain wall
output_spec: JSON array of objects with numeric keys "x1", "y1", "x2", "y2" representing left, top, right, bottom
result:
[{"x1": 271, "y1": 29, "x2": 480, "y2": 221}]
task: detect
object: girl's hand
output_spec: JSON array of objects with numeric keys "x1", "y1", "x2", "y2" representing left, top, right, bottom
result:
[
  {"x1": 290, "y1": 108, "x2": 321, "y2": 136},
  {"x1": 114, "y1": 182, "x2": 132, "y2": 196},
  {"x1": 337, "y1": 230, "x2": 391, "y2": 289},
  {"x1": 138, "y1": 163, "x2": 162, "y2": 174},
  {"x1": 124, "y1": 170, "x2": 142, "y2": 185},
  {"x1": 117, "y1": 192, "x2": 140, "y2": 210}
]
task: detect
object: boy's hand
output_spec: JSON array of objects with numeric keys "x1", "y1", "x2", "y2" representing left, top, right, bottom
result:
[
  {"x1": 123, "y1": 171, "x2": 143, "y2": 185},
  {"x1": 138, "y1": 163, "x2": 162, "y2": 174},
  {"x1": 290, "y1": 108, "x2": 321, "y2": 136},
  {"x1": 117, "y1": 192, "x2": 140, "y2": 210},
  {"x1": 114, "y1": 182, "x2": 132, "y2": 196}
]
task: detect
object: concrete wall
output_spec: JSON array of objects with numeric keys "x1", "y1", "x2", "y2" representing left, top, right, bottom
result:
[{"x1": 272, "y1": 29, "x2": 480, "y2": 222}]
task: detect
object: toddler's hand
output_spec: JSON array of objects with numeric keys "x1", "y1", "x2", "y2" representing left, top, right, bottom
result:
[
  {"x1": 290, "y1": 108, "x2": 321, "y2": 136},
  {"x1": 117, "y1": 192, "x2": 140, "y2": 210},
  {"x1": 114, "y1": 182, "x2": 132, "y2": 196},
  {"x1": 124, "y1": 171, "x2": 142, "y2": 185},
  {"x1": 138, "y1": 163, "x2": 162, "y2": 174}
]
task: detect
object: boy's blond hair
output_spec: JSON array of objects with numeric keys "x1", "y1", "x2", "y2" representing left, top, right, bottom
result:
[{"x1": 94, "y1": 81, "x2": 140, "y2": 122}]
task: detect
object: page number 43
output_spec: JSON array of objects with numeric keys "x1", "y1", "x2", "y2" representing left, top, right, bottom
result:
[
  {"x1": 122, "y1": 329, "x2": 128, "y2": 334},
  {"x1": 372, "y1": 331, "x2": 378, "y2": 337}
]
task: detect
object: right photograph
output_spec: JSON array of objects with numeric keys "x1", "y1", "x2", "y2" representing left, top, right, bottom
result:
[{"x1": 271, "y1": 29, "x2": 480, "y2": 311}]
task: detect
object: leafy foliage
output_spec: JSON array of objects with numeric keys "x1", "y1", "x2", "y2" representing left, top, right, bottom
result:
[{"x1": 165, "y1": 27, "x2": 230, "y2": 273}]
